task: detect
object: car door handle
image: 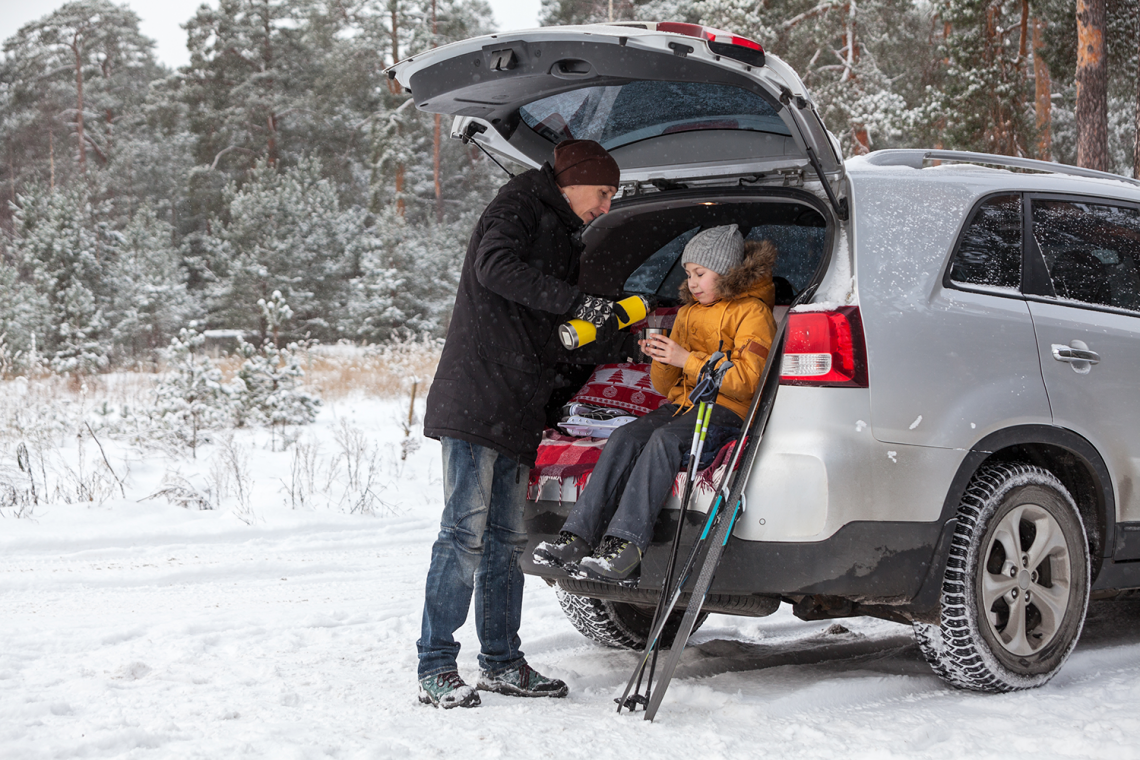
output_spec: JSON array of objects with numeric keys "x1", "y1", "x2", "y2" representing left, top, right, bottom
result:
[{"x1": 1051, "y1": 344, "x2": 1101, "y2": 365}]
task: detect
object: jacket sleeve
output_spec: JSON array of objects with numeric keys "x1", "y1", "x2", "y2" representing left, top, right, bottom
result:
[
  {"x1": 650, "y1": 306, "x2": 687, "y2": 396},
  {"x1": 472, "y1": 190, "x2": 581, "y2": 315},
  {"x1": 709, "y1": 302, "x2": 777, "y2": 407}
]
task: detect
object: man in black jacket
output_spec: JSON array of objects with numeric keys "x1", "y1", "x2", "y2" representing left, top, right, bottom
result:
[{"x1": 416, "y1": 140, "x2": 621, "y2": 709}]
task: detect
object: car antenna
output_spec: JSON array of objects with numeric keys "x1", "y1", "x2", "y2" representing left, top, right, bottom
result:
[{"x1": 460, "y1": 122, "x2": 515, "y2": 178}]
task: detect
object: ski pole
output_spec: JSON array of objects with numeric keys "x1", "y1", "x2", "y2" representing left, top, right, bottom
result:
[
  {"x1": 618, "y1": 348, "x2": 733, "y2": 713},
  {"x1": 619, "y1": 358, "x2": 718, "y2": 713},
  {"x1": 643, "y1": 398, "x2": 714, "y2": 704},
  {"x1": 641, "y1": 325, "x2": 790, "y2": 722}
]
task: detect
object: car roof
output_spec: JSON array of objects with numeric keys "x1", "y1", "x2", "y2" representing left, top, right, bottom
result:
[{"x1": 847, "y1": 151, "x2": 1140, "y2": 203}]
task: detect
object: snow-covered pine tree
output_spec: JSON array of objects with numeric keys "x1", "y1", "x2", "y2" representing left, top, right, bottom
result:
[
  {"x1": 0, "y1": 260, "x2": 50, "y2": 375},
  {"x1": 1037, "y1": 0, "x2": 1138, "y2": 175},
  {"x1": 342, "y1": 211, "x2": 407, "y2": 343},
  {"x1": 230, "y1": 293, "x2": 320, "y2": 436},
  {"x1": 207, "y1": 158, "x2": 358, "y2": 344},
  {"x1": 9, "y1": 186, "x2": 114, "y2": 375},
  {"x1": 696, "y1": 0, "x2": 927, "y2": 155},
  {"x1": 0, "y1": 0, "x2": 166, "y2": 225},
  {"x1": 933, "y1": 0, "x2": 1039, "y2": 156},
  {"x1": 348, "y1": 204, "x2": 474, "y2": 341},
  {"x1": 368, "y1": 0, "x2": 498, "y2": 222},
  {"x1": 152, "y1": 327, "x2": 234, "y2": 454},
  {"x1": 232, "y1": 339, "x2": 321, "y2": 432},
  {"x1": 107, "y1": 206, "x2": 197, "y2": 364}
]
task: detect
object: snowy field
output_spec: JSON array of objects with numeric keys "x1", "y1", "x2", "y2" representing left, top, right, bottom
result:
[{"x1": 3, "y1": 394, "x2": 1140, "y2": 759}]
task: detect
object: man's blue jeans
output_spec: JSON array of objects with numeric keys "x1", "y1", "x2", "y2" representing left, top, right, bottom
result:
[{"x1": 417, "y1": 437, "x2": 530, "y2": 679}]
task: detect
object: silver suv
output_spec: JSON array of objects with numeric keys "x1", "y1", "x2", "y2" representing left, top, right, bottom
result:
[{"x1": 391, "y1": 23, "x2": 1140, "y2": 692}]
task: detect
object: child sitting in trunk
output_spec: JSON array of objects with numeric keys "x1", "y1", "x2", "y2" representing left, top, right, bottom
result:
[{"x1": 533, "y1": 224, "x2": 777, "y2": 583}]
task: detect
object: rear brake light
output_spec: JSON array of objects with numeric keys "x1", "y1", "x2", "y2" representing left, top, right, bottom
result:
[
  {"x1": 655, "y1": 22, "x2": 765, "y2": 67},
  {"x1": 780, "y1": 306, "x2": 868, "y2": 388}
]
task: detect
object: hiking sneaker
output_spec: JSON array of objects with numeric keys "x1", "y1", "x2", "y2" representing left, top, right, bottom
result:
[
  {"x1": 477, "y1": 662, "x2": 568, "y2": 698},
  {"x1": 418, "y1": 671, "x2": 481, "y2": 709},
  {"x1": 533, "y1": 531, "x2": 591, "y2": 569},
  {"x1": 578, "y1": 535, "x2": 642, "y2": 585}
]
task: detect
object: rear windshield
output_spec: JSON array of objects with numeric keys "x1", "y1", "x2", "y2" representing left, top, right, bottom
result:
[{"x1": 518, "y1": 81, "x2": 789, "y2": 150}]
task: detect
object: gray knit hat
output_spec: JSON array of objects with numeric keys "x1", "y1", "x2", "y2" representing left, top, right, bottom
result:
[{"x1": 681, "y1": 224, "x2": 744, "y2": 275}]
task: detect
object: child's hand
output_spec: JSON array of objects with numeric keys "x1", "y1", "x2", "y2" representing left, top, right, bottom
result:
[{"x1": 639, "y1": 334, "x2": 690, "y2": 368}]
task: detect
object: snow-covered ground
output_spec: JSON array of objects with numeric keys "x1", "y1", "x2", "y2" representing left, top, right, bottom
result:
[{"x1": 3, "y1": 395, "x2": 1140, "y2": 759}]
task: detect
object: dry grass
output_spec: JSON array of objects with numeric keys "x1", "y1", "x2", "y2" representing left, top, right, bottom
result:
[
  {"x1": 0, "y1": 336, "x2": 443, "y2": 408},
  {"x1": 214, "y1": 337, "x2": 443, "y2": 400},
  {"x1": 300, "y1": 338, "x2": 441, "y2": 400}
]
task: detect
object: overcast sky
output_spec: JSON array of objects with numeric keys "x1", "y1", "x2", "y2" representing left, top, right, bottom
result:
[{"x1": 0, "y1": 0, "x2": 542, "y2": 68}]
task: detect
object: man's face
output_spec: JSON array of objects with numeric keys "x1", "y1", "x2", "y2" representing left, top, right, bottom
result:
[{"x1": 562, "y1": 184, "x2": 617, "y2": 224}]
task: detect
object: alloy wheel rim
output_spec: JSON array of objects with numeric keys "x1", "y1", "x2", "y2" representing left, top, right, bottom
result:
[{"x1": 980, "y1": 502, "x2": 1072, "y2": 656}]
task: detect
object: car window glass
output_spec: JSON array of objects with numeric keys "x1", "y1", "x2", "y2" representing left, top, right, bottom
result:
[
  {"x1": 519, "y1": 82, "x2": 789, "y2": 151},
  {"x1": 1032, "y1": 200, "x2": 1140, "y2": 312},
  {"x1": 948, "y1": 194, "x2": 1022, "y2": 291},
  {"x1": 746, "y1": 224, "x2": 825, "y2": 295},
  {"x1": 624, "y1": 227, "x2": 700, "y2": 295}
]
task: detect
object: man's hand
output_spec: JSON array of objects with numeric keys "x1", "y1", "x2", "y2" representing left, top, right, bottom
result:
[{"x1": 572, "y1": 294, "x2": 619, "y2": 341}]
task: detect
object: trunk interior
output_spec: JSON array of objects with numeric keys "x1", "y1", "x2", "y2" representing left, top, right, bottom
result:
[{"x1": 523, "y1": 186, "x2": 832, "y2": 605}]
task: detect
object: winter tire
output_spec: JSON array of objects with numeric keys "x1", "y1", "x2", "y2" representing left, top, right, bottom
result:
[
  {"x1": 555, "y1": 587, "x2": 706, "y2": 650},
  {"x1": 914, "y1": 462, "x2": 1090, "y2": 692}
]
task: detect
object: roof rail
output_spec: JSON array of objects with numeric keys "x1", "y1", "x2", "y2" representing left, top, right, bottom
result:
[{"x1": 864, "y1": 149, "x2": 1140, "y2": 188}]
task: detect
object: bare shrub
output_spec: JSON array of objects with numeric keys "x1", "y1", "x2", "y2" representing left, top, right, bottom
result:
[
  {"x1": 57, "y1": 436, "x2": 119, "y2": 506},
  {"x1": 282, "y1": 438, "x2": 321, "y2": 510},
  {"x1": 211, "y1": 437, "x2": 254, "y2": 524},
  {"x1": 145, "y1": 472, "x2": 214, "y2": 511},
  {"x1": 0, "y1": 442, "x2": 39, "y2": 518},
  {"x1": 322, "y1": 420, "x2": 397, "y2": 515}
]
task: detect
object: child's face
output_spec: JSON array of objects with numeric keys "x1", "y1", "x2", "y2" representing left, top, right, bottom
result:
[{"x1": 684, "y1": 263, "x2": 722, "y2": 305}]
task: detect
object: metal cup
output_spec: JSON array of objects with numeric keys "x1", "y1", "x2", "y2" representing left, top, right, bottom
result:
[{"x1": 640, "y1": 327, "x2": 666, "y2": 362}]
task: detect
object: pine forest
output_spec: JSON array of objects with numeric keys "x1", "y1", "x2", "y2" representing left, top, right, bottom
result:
[{"x1": 1, "y1": 0, "x2": 1138, "y2": 378}]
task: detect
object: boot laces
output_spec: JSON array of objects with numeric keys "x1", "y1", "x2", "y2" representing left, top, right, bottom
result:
[
  {"x1": 437, "y1": 671, "x2": 465, "y2": 690},
  {"x1": 595, "y1": 535, "x2": 627, "y2": 560}
]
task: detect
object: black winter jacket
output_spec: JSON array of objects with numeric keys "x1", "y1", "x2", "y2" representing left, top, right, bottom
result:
[{"x1": 424, "y1": 165, "x2": 586, "y2": 466}]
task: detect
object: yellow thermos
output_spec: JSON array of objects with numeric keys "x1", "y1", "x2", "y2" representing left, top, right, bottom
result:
[{"x1": 559, "y1": 295, "x2": 650, "y2": 350}]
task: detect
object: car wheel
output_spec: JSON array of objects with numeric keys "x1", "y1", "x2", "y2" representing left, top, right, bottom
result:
[
  {"x1": 914, "y1": 461, "x2": 1090, "y2": 692},
  {"x1": 555, "y1": 587, "x2": 706, "y2": 650}
]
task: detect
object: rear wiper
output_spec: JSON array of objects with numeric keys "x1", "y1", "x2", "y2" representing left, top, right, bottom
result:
[{"x1": 649, "y1": 178, "x2": 686, "y2": 192}]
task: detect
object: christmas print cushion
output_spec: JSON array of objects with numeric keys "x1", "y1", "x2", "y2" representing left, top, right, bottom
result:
[{"x1": 567, "y1": 363, "x2": 669, "y2": 417}]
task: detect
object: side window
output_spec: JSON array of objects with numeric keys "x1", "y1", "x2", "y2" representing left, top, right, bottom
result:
[
  {"x1": 1032, "y1": 199, "x2": 1140, "y2": 312},
  {"x1": 948, "y1": 194, "x2": 1022, "y2": 291}
]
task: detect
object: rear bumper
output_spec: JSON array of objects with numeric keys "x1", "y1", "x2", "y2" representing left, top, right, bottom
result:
[{"x1": 522, "y1": 501, "x2": 955, "y2": 616}]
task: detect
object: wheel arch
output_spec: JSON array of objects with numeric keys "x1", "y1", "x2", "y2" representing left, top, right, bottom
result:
[
  {"x1": 943, "y1": 425, "x2": 1114, "y2": 575},
  {"x1": 911, "y1": 424, "x2": 1113, "y2": 619}
]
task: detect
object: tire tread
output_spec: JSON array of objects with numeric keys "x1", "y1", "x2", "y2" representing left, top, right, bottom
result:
[{"x1": 913, "y1": 461, "x2": 1089, "y2": 693}]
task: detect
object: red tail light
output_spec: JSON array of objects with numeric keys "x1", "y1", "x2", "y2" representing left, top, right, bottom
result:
[
  {"x1": 780, "y1": 306, "x2": 868, "y2": 388},
  {"x1": 655, "y1": 22, "x2": 765, "y2": 66}
]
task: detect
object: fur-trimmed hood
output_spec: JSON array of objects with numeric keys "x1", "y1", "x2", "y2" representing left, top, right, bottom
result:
[{"x1": 679, "y1": 239, "x2": 777, "y2": 306}]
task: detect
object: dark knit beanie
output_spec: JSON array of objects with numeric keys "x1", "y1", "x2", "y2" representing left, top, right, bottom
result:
[{"x1": 553, "y1": 139, "x2": 620, "y2": 188}]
